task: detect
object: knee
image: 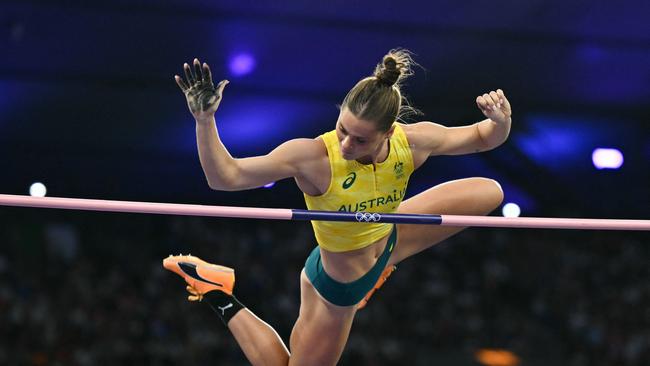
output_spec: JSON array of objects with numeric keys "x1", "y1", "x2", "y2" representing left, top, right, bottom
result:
[
  {"x1": 488, "y1": 178, "x2": 504, "y2": 208},
  {"x1": 474, "y1": 177, "x2": 504, "y2": 209}
]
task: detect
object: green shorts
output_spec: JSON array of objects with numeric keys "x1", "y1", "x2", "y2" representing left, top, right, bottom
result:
[{"x1": 304, "y1": 226, "x2": 397, "y2": 307}]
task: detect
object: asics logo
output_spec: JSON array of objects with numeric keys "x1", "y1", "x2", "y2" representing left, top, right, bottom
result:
[
  {"x1": 355, "y1": 212, "x2": 382, "y2": 222},
  {"x1": 218, "y1": 303, "x2": 233, "y2": 315},
  {"x1": 342, "y1": 172, "x2": 356, "y2": 189}
]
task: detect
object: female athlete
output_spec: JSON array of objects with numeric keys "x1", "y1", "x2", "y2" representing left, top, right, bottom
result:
[{"x1": 164, "y1": 49, "x2": 511, "y2": 365}]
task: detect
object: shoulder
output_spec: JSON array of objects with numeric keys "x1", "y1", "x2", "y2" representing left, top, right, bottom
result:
[
  {"x1": 288, "y1": 137, "x2": 330, "y2": 194},
  {"x1": 276, "y1": 137, "x2": 327, "y2": 163},
  {"x1": 398, "y1": 121, "x2": 446, "y2": 148},
  {"x1": 283, "y1": 137, "x2": 325, "y2": 150},
  {"x1": 399, "y1": 121, "x2": 445, "y2": 137},
  {"x1": 398, "y1": 121, "x2": 447, "y2": 169}
]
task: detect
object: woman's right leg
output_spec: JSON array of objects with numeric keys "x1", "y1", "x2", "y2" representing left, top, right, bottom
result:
[
  {"x1": 215, "y1": 269, "x2": 358, "y2": 366},
  {"x1": 225, "y1": 308, "x2": 290, "y2": 366},
  {"x1": 166, "y1": 256, "x2": 356, "y2": 366},
  {"x1": 164, "y1": 255, "x2": 290, "y2": 366},
  {"x1": 289, "y1": 269, "x2": 358, "y2": 366}
]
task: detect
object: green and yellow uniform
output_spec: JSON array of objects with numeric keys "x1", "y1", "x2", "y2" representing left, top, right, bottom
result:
[{"x1": 304, "y1": 123, "x2": 414, "y2": 252}]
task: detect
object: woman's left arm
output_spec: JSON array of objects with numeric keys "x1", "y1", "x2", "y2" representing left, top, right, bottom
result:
[
  {"x1": 405, "y1": 89, "x2": 512, "y2": 160},
  {"x1": 474, "y1": 89, "x2": 512, "y2": 149}
]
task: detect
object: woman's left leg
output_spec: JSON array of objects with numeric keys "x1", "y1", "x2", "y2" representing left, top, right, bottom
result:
[
  {"x1": 388, "y1": 177, "x2": 503, "y2": 266},
  {"x1": 289, "y1": 270, "x2": 358, "y2": 366}
]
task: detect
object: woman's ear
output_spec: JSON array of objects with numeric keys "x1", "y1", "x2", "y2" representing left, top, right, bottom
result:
[{"x1": 385, "y1": 125, "x2": 396, "y2": 139}]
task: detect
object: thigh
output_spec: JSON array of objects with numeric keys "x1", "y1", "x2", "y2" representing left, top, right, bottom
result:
[
  {"x1": 289, "y1": 270, "x2": 357, "y2": 366},
  {"x1": 388, "y1": 177, "x2": 503, "y2": 265}
]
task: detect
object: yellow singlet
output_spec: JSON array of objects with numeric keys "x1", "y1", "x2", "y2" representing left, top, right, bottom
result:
[{"x1": 303, "y1": 123, "x2": 414, "y2": 252}]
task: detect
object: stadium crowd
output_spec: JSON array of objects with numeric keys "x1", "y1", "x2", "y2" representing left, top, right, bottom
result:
[{"x1": 0, "y1": 208, "x2": 648, "y2": 365}]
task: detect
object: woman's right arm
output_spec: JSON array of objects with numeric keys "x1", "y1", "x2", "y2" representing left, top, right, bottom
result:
[
  {"x1": 177, "y1": 58, "x2": 318, "y2": 191},
  {"x1": 195, "y1": 116, "x2": 317, "y2": 191},
  {"x1": 194, "y1": 115, "x2": 238, "y2": 190}
]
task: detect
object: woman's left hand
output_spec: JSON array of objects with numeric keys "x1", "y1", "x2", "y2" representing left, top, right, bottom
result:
[{"x1": 476, "y1": 89, "x2": 512, "y2": 124}]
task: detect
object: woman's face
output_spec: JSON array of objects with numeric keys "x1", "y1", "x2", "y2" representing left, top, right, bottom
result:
[{"x1": 335, "y1": 108, "x2": 391, "y2": 161}]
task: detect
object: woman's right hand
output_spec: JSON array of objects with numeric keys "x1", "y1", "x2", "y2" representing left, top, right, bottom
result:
[{"x1": 175, "y1": 58, "x2": 229, "y2": 123}]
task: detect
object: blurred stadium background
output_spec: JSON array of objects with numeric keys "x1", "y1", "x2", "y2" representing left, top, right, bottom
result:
[{"x1": 1, "y1": 1, "x2": 648, "y2": 365}]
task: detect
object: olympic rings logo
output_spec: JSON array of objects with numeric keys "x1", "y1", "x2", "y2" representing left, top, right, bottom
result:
[{"x1": 355, "y1": 212, "x2": 382, "y2": 222}]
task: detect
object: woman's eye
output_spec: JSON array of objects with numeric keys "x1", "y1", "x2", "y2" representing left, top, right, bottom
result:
[{"x1": 356, "y1": 139, "x2": 366, "y2": 144}]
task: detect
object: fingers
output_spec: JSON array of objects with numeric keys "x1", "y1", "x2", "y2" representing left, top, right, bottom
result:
[
  {"x1": 177, "y1": 58, "x2": 223, "y2": 97},
  {"x1": 216, "y1": 79, "x2": 229, "y2": 94},
  {"x1": 193, "y1": 58, "x2": 203, "y2": 84},
  {"x1": 183, "y1": 58, "x2": 205, "y2": 86},
  {"x1": 202, "y1": 62, "x2": 213, "y2": 85},
  {"x1": 489, "y1": 91, "x2": 500, "y2": 108},
  {"x1": 183, "y1": 62, "x2": 195, "y2": 85},
  {"x1": 476, "y1": 90, "x2": 508, "y2": 111},
  {"x1": 175, "y1": 75, "x2": 189, "y2": 92},
  {"x1": 497, "y1": 89, "x2": 511, "y2": 111},
  {"x1": 476, "y1": 93, "x2": 495, "y2": 111}
]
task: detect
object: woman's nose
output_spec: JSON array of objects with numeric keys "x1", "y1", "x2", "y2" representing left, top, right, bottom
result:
[{"x1": 341, "y1": 136, "x2": 352, "y2": 149}]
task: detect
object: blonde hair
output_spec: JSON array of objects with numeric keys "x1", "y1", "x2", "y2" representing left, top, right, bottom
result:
[{"x1": 340, "y1": 48, "x2": 420, "y2": 131}]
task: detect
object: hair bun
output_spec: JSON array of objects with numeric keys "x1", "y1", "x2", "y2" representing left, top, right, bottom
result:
[{"x1": 374, "y1": 49, "x2": 414, "y2": 87}]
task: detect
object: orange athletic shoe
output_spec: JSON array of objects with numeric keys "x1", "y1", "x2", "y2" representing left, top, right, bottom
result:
[
  {"x1": 163, "y1": 254, "x2": 235, "y2": 297},
  {"x1": 357, "y1": 265, "x2": 396, "y2": 310}
]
